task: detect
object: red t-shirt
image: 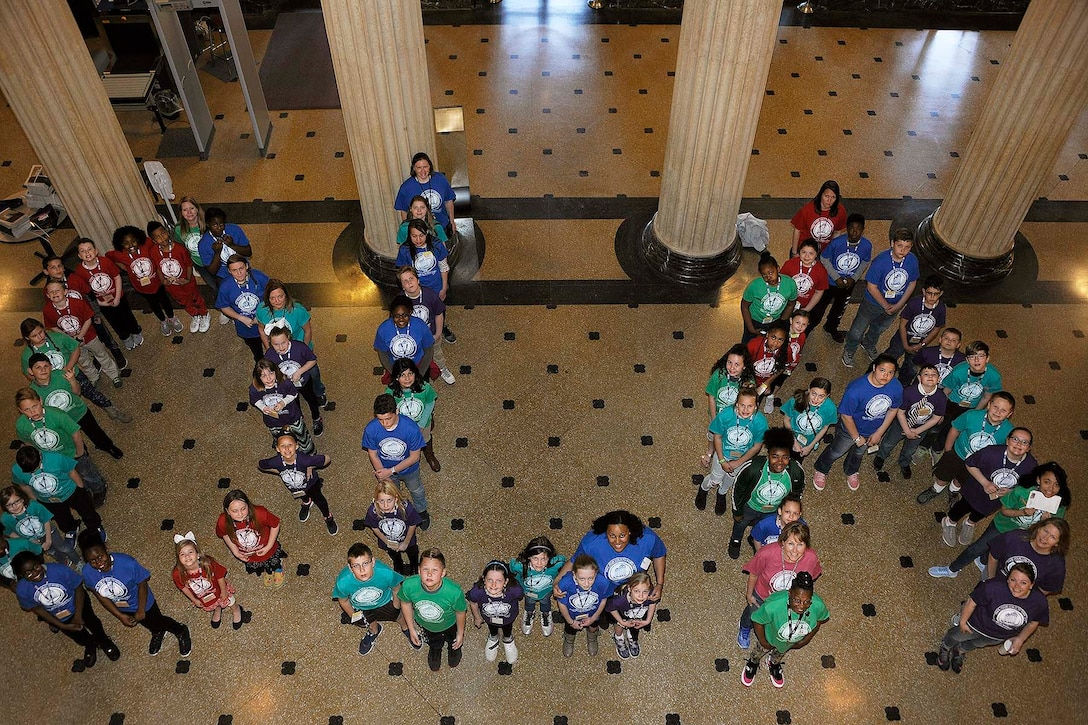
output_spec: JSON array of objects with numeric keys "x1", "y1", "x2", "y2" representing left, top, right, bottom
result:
[
  {"x1": 172, "y1": 557, "x2": 229, "y2": 604},
  {"x1": 43, "y1": 296, "x2": 98, "y2": 342},
  {"x1": 780, "y1": 257, "x2": 829, "y2": 309},
  {"x1": 743, "y1": 542, "x2": 823, "y2": 599},
  {"x1": 68, "y1": 256, "x2": 123, "y2": 304},
  {"x1": 149, "y1": 241, "x2": 194, "y2": 286},
  {"x1": 786, "y1": 331, "x2": 807, "y2": 374},
  {"x1": 215, "y1": 505, "x2": 281, "y2": 563},
  {"x1": 790, "y1": 201, "x2": 847, "y2": 249},
  {"x1": 748, "y1": 336, "x2": 783, "y2": 386},
  {"x1": 107, "y1": 240, "x2": 161, "y2": 293}
]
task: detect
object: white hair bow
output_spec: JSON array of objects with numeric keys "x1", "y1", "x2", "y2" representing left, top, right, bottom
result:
[{"x1": 173, "y1": 531, "x2": 196, "y2": 545}]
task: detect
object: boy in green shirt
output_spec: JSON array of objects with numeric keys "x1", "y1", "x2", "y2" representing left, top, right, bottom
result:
[{"x1": 398, "y1": 547, "x2": 467, "y2": 671}]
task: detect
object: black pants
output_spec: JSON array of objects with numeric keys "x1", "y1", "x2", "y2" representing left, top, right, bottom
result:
[
  {"x1": 99, "y1": 300, "x2": 141, "y2": 340},
  {"x1": 242, "y1": 336, "x2": 264, "y2": 363},
  {"x1": 487, "y1": 622, "x2": 514, "y2": 639},
  {"x1": 301, "y1": 479, "x2": 331, "y2": 518},
  {"x1": 926, "y1": 403, "x2": 970, "y2": 451},
  {"x1": 136, "y1": 602, "x2": 186, "y2": 636},
  {"x1": 77, "y1": 410, "x2": 116, "y2": 454},
  {"x1": 730, "y1": 503, "x2": 765, "y2": 544},
  {"x1": 808, "y1": 283, "x2": 853, "y2": 333},
  {"x1": 42, "y1": 487, "x2": 102, "y2": 534},
  {"x1": 298, "y1": 378, "x2": 322, "y2": 423},
  {"x1": 138, "y1": 287, "x2": 174, "y2": 321},
  {"x1": 54, "y1": 597, "x2": 113, "y2": 651},
  {"x1": 388, "y1": 545, "x2": 420, "y2": 576},
  {"x1": 948, "y1": 497, "x2": 987, "y2": 524},
  {"x1": 426, "y1": 623, "x2": 458, "y2": 656}
]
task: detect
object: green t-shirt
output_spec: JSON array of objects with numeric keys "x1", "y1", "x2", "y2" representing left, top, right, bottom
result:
[
  {"x1": 994, "y1": 486, "x2": 1067, "y2": 534},
  {"x1": 752, "y1": 589, "x2": 830, "y2": 653},
  {"x1": 255, "y1": 304, "x2": 314, "y2": 348},
  {"x1": 743, "y1": 276, "x2": 799, "y2": 324},
  {"x1": 31, "y1": 371, "x2": 87, "y2": 423},
  {"x1": 748, "y1": 462, "x2": 795, "y2": 513},
  {"x1": 331, "y1": 559, "x2": 404, "y2": 611},
  {"x1": 385, "y1": 384, "x2": 438, "y2": 430},
  {"x1": 16, "y1": 407, "x2": 81, "y2": 459},
  {"x1": 21, "y1": 331, "x2": 79, "y2": 373},
  {"x1": 175, "y1": 224, "x2": 204, "y2": 266},
  {"x1": 10, "y1": 451, "x2": 79, "y2": 503},
  {"x1": 705, "y1": 369, "x2": 746, "y2": 415},
  {"x1": 398, "y1": 575, "x2": 467, "y2": 632}
]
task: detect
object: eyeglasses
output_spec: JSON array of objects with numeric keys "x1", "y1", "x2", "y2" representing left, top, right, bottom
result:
[{"x1": 967, "y1": 353, "x2": 988, "y2": 360}]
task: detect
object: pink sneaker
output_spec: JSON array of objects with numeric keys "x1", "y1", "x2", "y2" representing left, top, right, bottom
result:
[
  {"x1": 813, "y1": 472, "x2": 826, "y2": 491},
  {"x1": 846, "y1": 473, "x2": 860, "y2": 491}
]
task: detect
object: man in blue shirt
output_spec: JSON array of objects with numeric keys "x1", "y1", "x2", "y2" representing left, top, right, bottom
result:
[
  {"x1": 361, "y1": 394, "x2": 430, "y2": 531},
  {"x1": 843, "y1": 228, "x2": 920, "y2": 368}
]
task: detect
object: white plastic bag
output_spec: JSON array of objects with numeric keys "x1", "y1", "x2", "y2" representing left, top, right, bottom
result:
[{"x1": 736, "y1": 212, "x2": 769, "y2": 252}]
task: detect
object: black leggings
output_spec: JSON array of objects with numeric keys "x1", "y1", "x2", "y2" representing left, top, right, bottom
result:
[
  {"x1": 138, "y1": 287, "x2": 175, "y2": 321},
  {"x1": 948, "y1": 497, "x2": 987, "y2": 524},
  {"x1": 77, "y1": 410, "x2": 117, "y2": 453},
  {"x1": 42, "y1": 487, "x2": 101, "y2": 534},
  {"x1": 487, "y1": 622, "x2": 514, "y2": 639},
  {"x1": 242, "y1": 336, "x2": 264, "y2": 363},
  {"x1": 53, "y1": 596, "x2": 113, "y2": 651},
  {"x1": 136, "y1": 602, "x2": 186, "y2": 636},
  {"x1": 298, "y1": 378, "x2": 322, "y2": 423},
  {"x1": 99, "y1": 300, "x2": 141, "y2": 340},
  {"x1": 301, "y1": 480, "x2": 331, "y2": 518},
  {"x1": 388, "y1": 545, "x2": 420, "y2": 576}
]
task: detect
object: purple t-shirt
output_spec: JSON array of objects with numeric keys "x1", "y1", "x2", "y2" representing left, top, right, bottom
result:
[
  {"x1": 404, "y1": 287, "x2": 446, "y2": 336},
  {"x1": 258, "y1": 451, "x2": 326, "y2": 496},
  {"x1": 249, "y1": 380, "x2": 303, "y2": 427},
  {"x1": 899, "y1": 383, "x2": 948, "y2": 429},
  {"x1": 988, "y1": 531, "x2": 1066, "y2": 594},
  {"x1": 466, "y1": 582, "x2": 524, "y2": 626},
  {"x1": 966, "y1": 577, "x2": 1049, "y2": 640},
  {"x1": 605, "y1": 591, "x2": 653, "y2": 623},
  {"x1": 363, "y1": 501, "x2": 422, "y2": 551},
  {"x1": 911, "y1": 346, "x2": 966, "y2": 385},
  {"x1": 962, "y1": 445, "x2": 1038, "y2": 517},
  {"x1": 899, "y1": 296, "x2": 946, "y2": 345},
  {"x1": 264, "y1": 340, "x2": 318, "y2": 387}
]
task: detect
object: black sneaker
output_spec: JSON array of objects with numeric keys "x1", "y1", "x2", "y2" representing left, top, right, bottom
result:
[
  {"x1": 900, "y1": 465, "x2": 912, "y2": 479},
  {"x1": 916, "y1": 486, "x2": 940, "y2": 504},
  {"x1": 727, "y1": 540, "x2": 742, "y2": 560},
  {"x1": 442, "y1": 325, "x2": 457, "y2": 344},
  {"x1": 358, "y1": 623, "x2": 383, "y2": 656},
  {"x1": 298, "y1": 501, "x2": 312, "y2": 522},
  {"x1": 448, "y1": 646, "x2": 462, "y2": 668},
  {"x1": 873, "y1": 455, "x2": 885, "y2": 471},
  {"x1": 950, "y1": 648, "x2": 965, "y2": 674},
  {"x1": 318, "y1": 395, "x2": 329, "y2": 410},
  {"x1": 937, "y1": 645, "x2": 952, "y2": 671},
  {"x1": 741, "y1": 658, "x2": 759, "y2": 687},
  {"x1": 313, "y1": 418, "x2": 324, "y2": 437},
  {"x1": 827, "y1": 330, "x2": 846, "y2": 344},
  {"x1": 694, "y1": 487, "x2": 709, "y2": 511},
  {"x1": 427, "y1": 647, "x2": 441, "y2": 671},
  {"x1": 325, "y1": 516, "x2": 339, "y2": 536},
  {"x1": 83, "y1": 644, "x2": 97, "y2": 668},
  {"x1": 714, "y1": 492, "x2": 729, "y2": 516},
  {"x1": 769, "y1": 662, "x2": 785, "y2": 688},
  {"x1": 403, "y1": 627, "x2": 423, "y2": 651},
  {"x1": 148, "y1": 631, "x2": 166, "y2": 656},
  {"x1": 418, "y1": 510, "x2": 431, "y2": 531},
  {"x1": 178, "y1": 625, "x2": 192, "y2": 657},
  {"x1": 103, "y1": 641, "x2": 121, "y2": 661}
]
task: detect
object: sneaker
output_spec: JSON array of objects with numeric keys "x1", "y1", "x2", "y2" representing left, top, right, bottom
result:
[
  {"x1": 486, "y1": 635, "x2": 500, "y2": 662},
  {"x1": 522, "y1": 610, "x2": 534, "y2": 635},
  {"x1": 148, "y1": 630, "x2": 166, "y2": 656},
  {"x1": 900, "y1": 465, "x2": 912, "y2": 479},
  {"x1": 768, "y1": 662, "x2": 785, "y2": 688},
  {"x1": 502, "y1": 638, "x2": 518, "y2": 664},
  {"x1": 714, "y1": 492, "x2": 729, "y2": 516},
  {"x1": 318, "y1": 395, "x2": 329, "y2": 410},
  {"x1": 219, "y1": 312, "x2": 231, "y2": 325},
  {"x1": 98, "y1": 527, "x2": 108, "y2": 543},
  {"x1": 727, "y1": 540, "x2": 742, "y2": 560},
  {"x1": 418, "y1": 511, "x2": 431, "y2": 532},
  {"x1": 841, "y1": 350, "x2": 855, "y2": 368},
  {"x1": 103, "y1": 641, "x2": 121, "y2": 661},
  {"x1": 937, "y1": 645, "x2": 952, "y2": 671},
  {"x1": 912, "y1": 447, "x2": 931, "y2": 465},
  {"x1": 122, "y1": 336, "x2": 135, "y2": 351},
  {"x1": 846, "y1": 473, "x2": 860, "y2": 491},
  {"x1": 974, "y1": 556, "x2": 986, "y2": 574},
  {"x1": 941, "y1": 517, "x2": 958, "y2": 547},
  {"x1": 916, "y1": 486, "x2": 941, "y2": 504},
  {"x1": 298, "y1": 501, "x2": 312, "y2": 522},
  {"x1": 813, "y1": 471, "x2": 827, "y2": 491},
  {"x1": 694, "y1": 487, "x2": 709, "y2": 510},
  {"x1": 83, "y1": 644, "x2": 97, "y2": 668},
  {"x1": 440, "y1": 367, "x2": 456, "y2": 385},
  {"x1": 741, "y1": 658, "x2": 759, "y2": 687},
  {"x1": 950, "y1": 648, "x2": 965, "y2": 674},
  {"x1": 763, "y1": 396, "x2": 775, "y2": 414},
  {"x1": 447, "y1": 646, "x2": 462, "y2": 668},
  {"x1": 928, "y1": 566, "x2": 958, "y2": 579},
  {"x1": 160, "y1": 320, "x2": 173, "y2": 337},
  {"x1": 627, "y1": 633, "x2": 640, "y2": 658},
  {"x1": 947, "y1": 488, "x2": 962, "y2": 508},
  {"x1": 442, "y1": 326, "x2": 457, "y2": 344},
  {"x1": 614, "y1": 634, "x2": 630, "y2": 659},
  {"x1": 863, "y1": 346, "x2": 878, "y2": 360},
  {"x1": 402, "y1": 627, "x2": 423, "y2": 651},
  {"x1": 958, "y1": 519, "x2": 976, "y2": 545},
  {"x1": 172, "y1": 317, "x2": 184, "y2": 333},
  {"x1": 828, "y1": 330, "x2": 846, "y2": 344},
  {"x1": 190, "y1": 316, "x2": 200, "y2": 333},
  {"x1": 104, "y1": 406, "x2": 133, "y2": 423},
  {"x1": 112, "y1": 378, "x2": 123, "y2": 389},
  {"x1": 358, "y1": 623, "x2": 383, "y2": 656},
  {"x1": 177, "y1": 625, "x2": 192, "y2": 657},
  {"x1": 132, "y1": 333, "x2": 144, "y2": 347},
  {"x1": 540, "y1": 611, "x2": 553, "y2": 636},
  {"x1": 873, "y1": 455, "x2": 885, "y2": 471},
  {"x1": 427, "y1": 647, "x2": 441, "y2": 671},
  {"x1": 325, "y1": 516, "x2": 339, "y2": 536},
  {"x1": 313, "y1": 418, "x2": 324, "y2": 437},
  {"x1": 737, "y1": 626, "x2": 751, "y2": 649},
  {"x1": 198, "y1": 314, "x2": 211, "y2": 333},
  {"x1": 950, "y1": 614, "x2": 960, "y2": 627}
]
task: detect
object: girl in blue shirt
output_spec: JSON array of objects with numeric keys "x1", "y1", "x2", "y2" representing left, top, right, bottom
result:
[{"x1": 510, "y1": 536, "x2": 567, "y2": 637}]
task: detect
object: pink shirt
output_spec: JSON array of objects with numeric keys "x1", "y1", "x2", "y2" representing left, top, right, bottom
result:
[{"x1": 743, "y1": 542, "x2": 823, "y2": 599}]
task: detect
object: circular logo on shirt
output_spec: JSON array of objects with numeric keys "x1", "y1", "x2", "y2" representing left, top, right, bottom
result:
[
  {"x1": 398, "y1": 398, "x2": 425, "y2": 422},
  {"x1": 235, "y1": 292, "x2": 260, "y2": 314},
  {"x1": 755, "y1": 479, "x2": 789, "y2": 504},
  {"x1": 420, "y1": 189, "x2": 443, "y2": 214},
  {"x1": 753, "y1": 356, "x2": 777, "y2": 377},
  {"x1": 159, "y1": 258, "x2": 183, "y2": 279},
  {"x1": 761, "y1": 291, "x2": 786, "y2": 316},
  {"x1": 604, "y1": 556, "x2": 636, "y2": 583},
  {"x1": 992, "y1": 603, "x2": 1029, "y2": 630},
  {"x1": 907, "y1": 313, "x2": 936, "y2": 337},
  {"x1": 261, "y1": 393, "x2": 285, "y2": 409},
  {"x1": 413, "y1": 251, "x2": 438, "y2": 277},
  {"x1": 769, "y1": 569, "x2": 798, "y2": 592},
  {"x1": 958, "y1": 381, "x2": 984, "y2": 402},
  {"x1": 793, "y1": 272, "x2": 814, "y2": 296},
  {"x1": 30, "y1": 471, "x2": 60, "y2": 496},
  {"x1": 277, "y1": 359, "x2": 302, "y2": 382},
  {"x1": 835, "y1": 252, "x2": 860, "y2": 275},
  {"x1": 235, "y1": 528, "x2": 260, "y2": 552},
  {"x1": 94, "y1": 576, "x2": 130, "y2": 603},
  {"x1": 30, "y1": 427, "x2": 62, "y2": 451},
  {"x1": 777, "y1": 618, "x2": 812, "y2": 643},
  {"x1": 716, "y1": 385, "x2": 739, "y2": 409},
  {"x1": 726, "y1": 425, "x2": 754, "y2": 451},
  {"x1": 412, "y1": 304, "x2": 431, "y2": 323},
  {"x1": 936, "y1": 362, "x2": 954, "y2": 382},
  {"x1": 884, "y1": 268, "x2": 909, "y2": 294},
  {"x1": 864, "y1": 394, "x2": 893, "y2": 419},
  {"x1": 524, "y1": 572, "x2": 554, "y2": 591},
  {"x1": 44, "y1": 390, "x2": 74, "y2": 411},
  {"x1": 44, "y1": 350, "x2": 65, "y2": 369},
  {"x1": 56, "y1": 314, "x2": 81, "y2": 335},
  {"x1": 130, "y1": 258, "x2": 154, "y2": 280},
  {"x1": 967, "y1": 431, "x2": 998, "y2": 454},
  {"x1": 991, "y1": 468, "x2": 1021, "y2": 491},
  {"x1": 796, "y1": 412, "x2": 824, "y2": 435},
  {"x1": 378, "y1": 517, "x2": 408, "y2": 543},
  {"x1": 389, "y1": 335, "x2": 419, "y2": 360},
  {"x1": 907, "y1": 399, "x2": 934, "y2": 427},
  {"x1": 34, "y1": 582, "x2": 70, "y2": 608},
  {"x1": 1001, "y1": 555, "x2": 1037, "y2": 579},
  {"x1": 482, "y1": 600, "x2": 512, "y2": 619},
  {"x1": 279, "y1": 468, "x2": 306, "y2": 490},
  {"x1": 415, "y1": 600, "x2": 445, "y2": 623},
  {"x1": 351, "y1": 586, "x2": 384, "y2": 607},
  {"x1": 187, "y1": 576, "x2": 214, "y2": 597},
  {"x1": 89, "y1": 272, "x2": 113, "y2": 294},
  {"x1": 568, "y1": 589, "x2": 601, "y2": 612},
  {"x1": 16, "y1": 516, "x2": 45, "y2": 539},
  {"x1": 378, "y1": 437, "x2": 408, "y2": 461},
  {"x1": 809, "y1": 217, "x2": 834, "y2": 242}
]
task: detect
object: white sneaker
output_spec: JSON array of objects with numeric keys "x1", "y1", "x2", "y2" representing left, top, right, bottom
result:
[
  {"x1": 763, "y1": 396, "x2": 775, "y2": 414},
  {"x1": 440, "y1": 368, "x2": 456, "y2": 385},
  {"x1": 485, "y1": 635, "x2": 500, "y2": 662},
  {"x1": 219, "y1": 312, "x2": 230, "y2": 325},
  {"x1": 189, "y1": 315, "x2": 200, "y2": 333},
  {"x1": 540, "y1": 611, "x2": 553, "y2": 636},
  {"x1": 171, "y1": 316, "x2": 184, "y2": 333},
  {"x1": 941, "y1": 517, "x2": 957, "y2": 547},
  {"x1": 502, "y1": 638, "x2": 518, "y2": 664},
  {"x1": 521, "y1": 611, "x2": 533, "y2": 635},
  {"x1": 198, "y1": 313, "x2": 211, "y2": 333}
]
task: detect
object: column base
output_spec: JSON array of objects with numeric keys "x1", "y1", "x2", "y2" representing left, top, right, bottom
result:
[
  {"x1": 637, "y1": 212, "x2": 743, "y2": 287},
  {"x1": 914, "y1": 210, "x2": 1014, "y2": 286}
]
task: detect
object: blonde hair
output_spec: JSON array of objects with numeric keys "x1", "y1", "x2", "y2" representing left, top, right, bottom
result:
[
  {"x1": 373, "y1": 480, "x2": 407, "y2": 516},
  {"x1": 178, "y1": 196, "x2": 206, "y2": 235}
]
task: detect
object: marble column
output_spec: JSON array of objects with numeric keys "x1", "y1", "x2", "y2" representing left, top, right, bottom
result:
[
  {"x1": 640, "y1": 0, "x2": 780, "y2": 285},
  {"x1": 321, "y1": 0, "x2": 437, "y2": 283},
  {"x1": 0, "y1": 0, "x2": 157, "y2": 251},
  {"x1": 916, "y1": 0, "x2": 1088, "y2": 285}
]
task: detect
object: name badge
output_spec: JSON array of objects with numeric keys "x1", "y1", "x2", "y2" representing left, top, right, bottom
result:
[
  {"x1": 490, "y1": 616, "x2": 504, "y2": 625},
  {"x1": 139, "y1": 277, "x2": 152, "y2": 287},
  {"x1": 883, "y1": 289, "x2": 896, "y2": 299},
  {"x1": 115, "y1": 600, "x2": 129, "y2": 609},
  {"x1": 199, "y1": 591, "x2": 216, "y2": 603},
  {"x1": 640, "y1": 557, "x2": 652, "y2": 571},
  {"x1": 56, "y1": 609, "x2": 71, "y2": 620}
]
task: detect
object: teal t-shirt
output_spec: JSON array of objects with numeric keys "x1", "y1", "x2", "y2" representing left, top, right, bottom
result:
[
  {"x1": 994, "y1": 486, "x2": 1067, "y2": 534},
  {"x1": 16, "y1": 407, "x2": 80, "y2": 459},
  {"x1": 509, "y1": 555, "x2": 567, "y2": 601},
  {"x1": 709, "y1": 409, "x2": 769, "y2": 461},
  {"x1": 21, "y1": 331, "x2": 79, "y2": 373},
  {"x1": 31, "y1": 371, "x2": 87, "y2": 423},
  {"x1": 385, "y1": 384, "x2": 438, "y2": 430},
  {"x1": 742, "y1": 276, "x2": 799, "y2": 324},
  {"x1": 331, "y1": 559, "x2": 404, "y2": 611},
  {"x1": 255, "y1": 304, "x2": 313, "y2": 348},
  {"x1": 943, "y1": 362, "x2": 1003, "y2": 407},
  {"x1": 11, "y1": 451, "x2": 79, "y2": 503},
  {"x1": 751, "y1": 589, "x2": 830, "y2": 653},
  {"x1": 781, "y1": 397, "x2": 838, "y2": 447},
  {"x1": 398, "y1": 576, "x2": 467, "y2": 632},
  {"x1": 0, "y1": 538, "x2": 42, "y2": 581},
  {"x1": 1, "y1": 499, "x2": 54, "y2": 546},
  {"x1": 951, "y1": 410, "x2": 1012, "y2": 460}
]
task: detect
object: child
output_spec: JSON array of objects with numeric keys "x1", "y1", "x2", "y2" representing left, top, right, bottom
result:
[
  {"x1": 38, "y1": 257, "x2": 128, "y2": 373},
  {"x1": 216, "y1": 256, "x2": 270, "y2": 362},
  {"x1": 398, "y1": 266, "x2": 455, "y2": 385},
  {"x1": 171, "y1": 533, "x2": 247, "y2": 630},
  {"x1": 1, "y1": 485, "x2": 79, "y2": 568},
  {"x1": 906, "y1": 327, "x2": 965, "y2": 387},
  {"x1": 727, "y1": 427, "x2": 805, "y2": 560},
  {"x1": 780, "y1": 378, "x2": 836, "y2": 461},
  {"x1": 748, "y1": 321, "x2": 790, "y2": 405},
  {"x1": 556, "y1": 554, "x2": 610, "y2": 658},
  {"x1": 395, "y1": 218, "x2": 456, "y2": 344},
  {"x1": 762, "y1": 311, "x2": 810, "y2": 413},
  {"x1": 605, "y1": 572, "x2": 657, "y2": 659},
  {"x1": 740, "y1": 252, "x2": 798, "y2": 344},
  {"x1": 198, "y1": 206, "x2": 253, "y2": 282},
  {"x1": 873, "y1": 363, "x2": 947, "y2": 479},
  {"x1": 812, "y1": 213, "x2": 872, "y2": 340},
  {"x1": 250, "y1": 359, "x2": 314, "y2": 454},
  {"x1": 396, "y1": 195, "x2": 449, "y2": 245},
  {"x1": 0, "y1": 536, "x2": 40, "y2": 591},
  {"x1": 107, "y1": 225, "x2": 181, "y2": 337},
  {"x1": 386, "y1": 357, "x2": 440, "y2": 472},
  {"x1": 333, "y1": 542, "x2": 410, "y2": 656},
  {"x1": 264, "y1": 326, "x2": 324, "y2": 437},
  {"x1": 67, "y1": 237, "x2": 144, "y2": 350},
  {"x1": 27, "y1": 353, "x2": 123, "y2": 459},
  {"x1": 696, "y1": 388, "x2": 769, "y2": 516},
  {"x1": 43, "y1": 279, "x2": 122, "y2": 388},
  {"x1": 884, "y1": 275, "x2": 946, "y2": 382},
  {"x1": 362, "y1": 393, "x2": 431, "y2": 531},
  {"x1": 78, "y1": 531, "x2": 191, "y2": 658},
  {"x1": 364, "y1": 480, "x2": 422, "y2": 575},
  {"x1": 215, "y1": 489, "x2": 286, "y2": 589},
  {"x1": 510, "y1": 536, "x2": 567, "y2": 637},
  {"x1": 258, "y1": 432, "x2": 337, "y2": 536},
  {"x1": 148, "y1": 221, "x2": 209, "y2": 333},
  {"x1": 10, "y1": 445, "x2": 103, "y2": 545},
  {"x1": 741, "y1": 571, "x2": 829, "y2": 688},
  {"x1": 701, "y1": 345, "x2": 756, "y2": 469},
  {"x1": 398, "y1": 548, "x2": 467, "y2": 671},
  {"x1": 843, "y1": 228, "x2": 920, "y2": 367},
  {"x1": 13, "y1": 549, "x2": 121, "y2": 667},
  {"x1": 780, "y1": 239, "x2": 829, "y2": 316},
  {"x1": 467, "y1": 560, "x2": 524, "y2": 664},
  {"x1": 751, "y1": 494, "x2": 805, "y2": 552},
  {"x1": 938, "y1": 341, "x2": 1004, "y2": 446}
]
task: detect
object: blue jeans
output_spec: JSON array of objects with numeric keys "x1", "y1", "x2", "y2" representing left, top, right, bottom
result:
[
  {"x1": 814, "y1": 423, "x2": 866, "y2": 476},
  {"x1": 392, "y1": 466, "x2": 428, "y2": 513},
  {"x1": 845, "y1": 297, "x2": 898, "y2": 357},
  {"x1": 876, "y1": 419, "x2": 927, "y2": 467}
]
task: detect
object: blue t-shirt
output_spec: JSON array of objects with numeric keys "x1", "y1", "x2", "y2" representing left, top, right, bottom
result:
[
  {"x1": 556, "y1": 570, "x2": 612, "y2": 618},
  {"x1": 781, "y1": 398, "x2": 838, "y2": 447},
  {"x1": 215, "y1": 269, "x2": 270, "y2": 339},
  {"x1": 361, "y1": 416, "x2": 426, "y2": 475},
  {"x1": 751, "y1": 514, "x2": 809, "y2": 548},
  {"x1": 839, "y1": 374, "x2": 903, "y2": 438},
  {"x1": 394, "y1": 172, "x2": 456, "y2": 227},
  {"x1": 198, "y1": 223, "x2": 252, "y2": 279},
  {"x1": 395, "y1": 241, "x2": 449, "y2": 294},
  {"x1": 264, "y1": 340, "x2": 318, "y2": 388},
  {"x1": 952, "y1": 410, "x2": 1013, "y2": 460},
  {"x1": 572, "y1": 529, "x2": 667, "y2": 594},
  {"x1": 821, "y1": 234, "x2": 873, "y2": 281},
  {"x1": 373, "y1": 317, "x2": 435, "y2": 366},
  {"x1": 16, "y1": 562, "x2": 82, "y2": 620},
  {"x1": 1, "y1": 500, "x2": 54, "y2": 547},
  {"x1": 863, "y1": 249, "x2": 920, "y2": 306},
  {"x1": 331, "y1": 559, "x2": 404, "y2": 611},
  {"x1": 943, "y1": 362, "x2": 1003, "y2": 407},
  {"x1": 11, "y1": 452, "x2": 79, "y2": 503},
  {"x1": 81, "y1": 552, "x2": 154, "y2": 614},
  {"x1": 708, "y1": 409, "x2": 769, "y2": 461}
]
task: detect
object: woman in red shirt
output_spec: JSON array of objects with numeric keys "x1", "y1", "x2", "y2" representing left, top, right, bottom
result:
[
  {"x1": 108, "y1": 226, "x2": 182, "y2": 338},
  {"x1": 789, "y1": 180, "x2": 846, "y2": 256}
]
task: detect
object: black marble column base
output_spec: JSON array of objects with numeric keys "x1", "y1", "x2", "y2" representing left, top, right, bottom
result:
[
  {"x1": 633, "y1": 212, "x2": 743, "y2": 287},
  {"x1": 913, "y1": 210, "x2": 1015, "y2": 286}
]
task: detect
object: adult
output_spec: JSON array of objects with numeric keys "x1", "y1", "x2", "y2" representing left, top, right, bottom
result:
[
  {"x1": 789, "y1": 180, "x2": 847, "y2": 256},
  {"x1": 175, "y1": 196, "x2": 227, "y2": 324},
  {"x1": 394, "y1": 152, "x2": 457, "y2": 240},
  {"x1": 256, "y1": 279, "x2": 329, "y2": 404},
  {"x1": 983, "y1": 519, "x2": 1069, "y2": 597},
  {"x1": 198, "y1": 206, "x2": 253, "y2": 283},
  {"x1": 741, "y1": 571, "x2": 828, "y2": 689},
  {"x1": 553, "y1": 510, "x2": 667, "y2": 599},
  {"x1": 810, "y1": 213, "x2": 871, "y2": 340}
]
